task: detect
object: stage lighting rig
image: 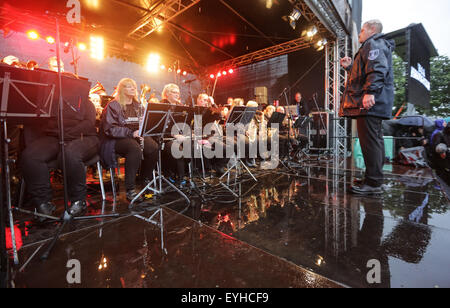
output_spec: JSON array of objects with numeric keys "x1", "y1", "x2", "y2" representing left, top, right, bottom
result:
[
  {"x1": 302, "y1": 25, "x2": 318, "y2": 38},
  {"x1": 316, "y1": 38, "x2": 328, "y2": 51},
  {"x1": 283, "y1": 8, "x2": 302, "y2": 30}
]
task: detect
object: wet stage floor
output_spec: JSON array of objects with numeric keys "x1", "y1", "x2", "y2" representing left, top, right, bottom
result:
[{"x1": 7, "y1": 160, "x2": 450, "y2": 288}]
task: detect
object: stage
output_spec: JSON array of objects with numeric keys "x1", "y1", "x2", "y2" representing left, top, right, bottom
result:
[{"x1": 7, "y1": 159, "x2": 450, "y2": 288}]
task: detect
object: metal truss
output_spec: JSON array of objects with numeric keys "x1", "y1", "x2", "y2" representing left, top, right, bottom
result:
[
  {"x1": 325, "y1": 31, "x2": 349, "y2": 225},
  {"x1": 127, "y1": 0, "x2": 200, "y2": 40},
  {"x1": 210, "y1": 36, "x2": 313, "y2": 72}
]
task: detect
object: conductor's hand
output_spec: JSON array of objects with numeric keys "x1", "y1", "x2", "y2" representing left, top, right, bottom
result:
[
  {"x1": 133, "y1": 130, "x2": 143, "y2": 141},
  {"x1": 340, "y1": 57, "x2": 352, "y2": 69},
  {"x1": 362, "y1": 94, "x2": 376, "y2": 110}
]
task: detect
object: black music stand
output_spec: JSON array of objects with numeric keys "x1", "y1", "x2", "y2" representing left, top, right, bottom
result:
[
  {"x1": 267, "y1": 112, "x2": 297, "y2": 171},
  {"x1": 0, "y1": 63, "x2": 58, "y2": 266},
  {"x1": 219, "y1": 106, "x2": 257, "y2": 197},
  {"x1": 191, "y1": 106, "x2": 222, "y2": 181},
  {"x1": 129, "y1": 103, "x2": 192, "y2": 206}
]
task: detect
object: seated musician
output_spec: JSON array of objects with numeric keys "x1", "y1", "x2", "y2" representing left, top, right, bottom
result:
[
  {"x1": 99, "y1": 78, "x2": 159, "y2": 202},
  {"x1": 47, "y1": 56, "x2": 65, "y2": 72},
  {"x1": 89, "y1": 93, "x2": 103, "y2": 125},
  {"x1": 195, "y1": 94, "x2": 226, "y2": 175},
  {"x1": 160, "y1": 83, "x2": 183, "y2": 105},
  {"x1": 245, "y1": 101, "x2": 259, "y2": 167},
  {"x1": 275, "y1": 107, "x2": 297, "y2": 159},
  {"x1": 160, "y1": 83, "x2": 187, "y2": 186},
  {"x1": 20, "y1": 84, "x2": 100, "y2": 218}
]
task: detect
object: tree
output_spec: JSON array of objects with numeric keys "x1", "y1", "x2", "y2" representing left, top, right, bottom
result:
[{"x1": 392, "y1": 53, "x2": 450, "y2": 117}]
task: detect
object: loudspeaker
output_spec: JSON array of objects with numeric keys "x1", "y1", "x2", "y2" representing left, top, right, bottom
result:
[
  {"x1": 254, "y1": 87, "x2": 267, "y2": 105},
  {"x1": 309, "y1": 112, "x2": 334, "y2": 150}
]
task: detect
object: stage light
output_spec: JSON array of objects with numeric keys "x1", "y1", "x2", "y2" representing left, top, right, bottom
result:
[
  {"x1": 177, "y1": 69, "x2": 182, "y2": 74},
  {"x1": 27, "y1": 30, "x2": 39, "y2": 40},
  {"x1": 222, "y1": 71, "x2": 227, "y2": 76},
  {"x1": 182, "y1": 71, "x2": 187, "y2": 76},
  {"x1": 46, "y1": 36, "x2": 55, "y2": 44},
  {"x1": 316, "y1": 38, "x2": 328, "y2": 51},
  {"x1": 146, "y1": 53, "x2": 161, "y2": 73},
  {"x1": 90, "y1": 35, "x2": 104, "y2": 60},
  {"x1": 283, "y1": 8, "x2": 301, "y2": 30},
  {"x1": 303, "y1": 25, "x2": 318, "y2": 38},
  {"x1": 210, "y1": 74, "x2": 215, "y2": 79},
  {"x1": 217, "y1": 72, "x2": 222, "y2": 77},
  {"x1": 228, "y1": 69, "x2": 234, "y2": 74},
  {"x1": 77, "y1": 42, "x2": 87, "y2": 51},
  {"x1": 85, "y1": 0, "x2": 100, "y2": 9},
  {"x1": 266, "y1": 0, "x2": 273, "y2": 9},
  {"x1": 160, "y1": 64, "x2": 166, "y2": 70}
]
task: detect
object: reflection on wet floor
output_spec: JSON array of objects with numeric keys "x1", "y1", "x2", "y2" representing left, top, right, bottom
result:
[{"x1": 7, "y1": 161, "x2": 450, "y2": 288}]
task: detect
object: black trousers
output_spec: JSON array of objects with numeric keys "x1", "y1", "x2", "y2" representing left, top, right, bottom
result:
[
  {"x1": 21, "y1": 135, "x2": 99, "y2": 206},
  {"x1": 357, "y1": 116, "x2": 385, "y2": 187},
  {"x1": 115, "y1": 137, "x2": 158, "y2": 191}
]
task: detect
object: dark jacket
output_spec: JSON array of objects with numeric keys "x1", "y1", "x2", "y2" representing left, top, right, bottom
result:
[
  {"x1": 99, "y1": 99, "x2": 144, "y2": 168},
  {"x1": 46, "y1": 98, "x2": 98, "y2": 141},
  {"x1": 340, "y1": 33, "x2": 395, "y2": 119}
]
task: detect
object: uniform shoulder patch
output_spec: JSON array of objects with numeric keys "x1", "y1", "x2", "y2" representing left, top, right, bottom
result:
[{"x1": 368, "y1": 49, "x2": 380, "y2": 61}]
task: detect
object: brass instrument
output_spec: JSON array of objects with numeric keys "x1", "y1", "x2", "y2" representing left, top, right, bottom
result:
[{"x1": 140, "y1": 84, "x2": 151, "y2": 106}]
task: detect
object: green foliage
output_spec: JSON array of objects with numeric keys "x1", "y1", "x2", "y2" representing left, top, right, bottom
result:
[{"x1": 392, "y1": 53, "x2": 450, "y2": 117}]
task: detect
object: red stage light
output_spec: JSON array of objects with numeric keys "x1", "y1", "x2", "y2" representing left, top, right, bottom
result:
[
  {"x1": 222, "y1": 71, "x2": 227, "y2": 75},
  {"x1": 228, "y1": 69, "x2": 234, "y2": 74},
  {"x1": 46, "y1": 36, "x2": 55, "y2": 44},
  {"x1": 27, "y1": 30, "x2": 39, "y2": 40},
  {"x1": 217, "y1": 73, "x2": 222, "y2": 77},
  {"x1": 182, "y1": 71, "x2": 187, "y2": 76},
  {"x1": 177, "y1": 69, "x2": 181, "y2": 74},
  {"x1": 210, "y1": 74, "x2": 215, "y2": 79}
]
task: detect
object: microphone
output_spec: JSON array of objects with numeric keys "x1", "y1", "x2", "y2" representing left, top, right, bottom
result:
[{"x1": 183, "y1": 78, "x2": 196, "y2": 84}]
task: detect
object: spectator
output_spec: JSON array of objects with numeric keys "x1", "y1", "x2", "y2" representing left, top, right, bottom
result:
[{"x1": 430, "y1": 119, "x2": 447, "y2": 147}]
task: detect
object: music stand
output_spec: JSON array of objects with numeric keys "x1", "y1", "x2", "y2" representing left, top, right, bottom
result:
[
  {"x1": 0, "y1": 63, "x2": 58, "y2": 265},
  {"x1": 191, "y1": 106, "x2": 222, "y2": 181},
  {"x1": 219, "y1": 106, "x2": 258, "y2": 197},
  {"x1": 129, "y1": 103, "x2": 192, "y2": 206},
  {"x1": 267, "y1": 112, "x2": 296, "y2": 171}
]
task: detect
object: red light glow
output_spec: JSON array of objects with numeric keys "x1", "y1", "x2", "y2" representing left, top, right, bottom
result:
[{"x1": 228, "y1": 69, "x2": 234, "y2": 74}]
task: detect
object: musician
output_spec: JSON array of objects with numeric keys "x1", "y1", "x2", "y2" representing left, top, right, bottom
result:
[
  {"x1": 294, "y1": 92, "x2": 310, "y2": 117},
  {"x1": 20, "y1": 82, "x2": 100, "y2": 218},
  {"x1": 161, "y1": 83, "x2": 183, "y2": 105},
  {"x1": 276, "y1": 107, "x2": 297, "y2": 159},
  {"x1": 89, "y1": 93, "x2": 103, "y2": 122},
  {"x1": 159, "y1": 83, "x2": 187, "y2": 185},
  {"x1": 197, "y1": 93, "x2": 211, "y2": 107},
  {"x1": 99, "y1": 78, "x2": 159, "y2": 202},
  {"x1": 48, "y1": 56, "x2": 64, "y2": 72},
  {"x1": 195, "y1": 94, "x2": 226, "y2": 175},
  {"x1": 1, "y1": 55, "x2": 21, "y2": 67},
  {"x1": 233, "y1": 98, "x2": 245, "y2": 107}
]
